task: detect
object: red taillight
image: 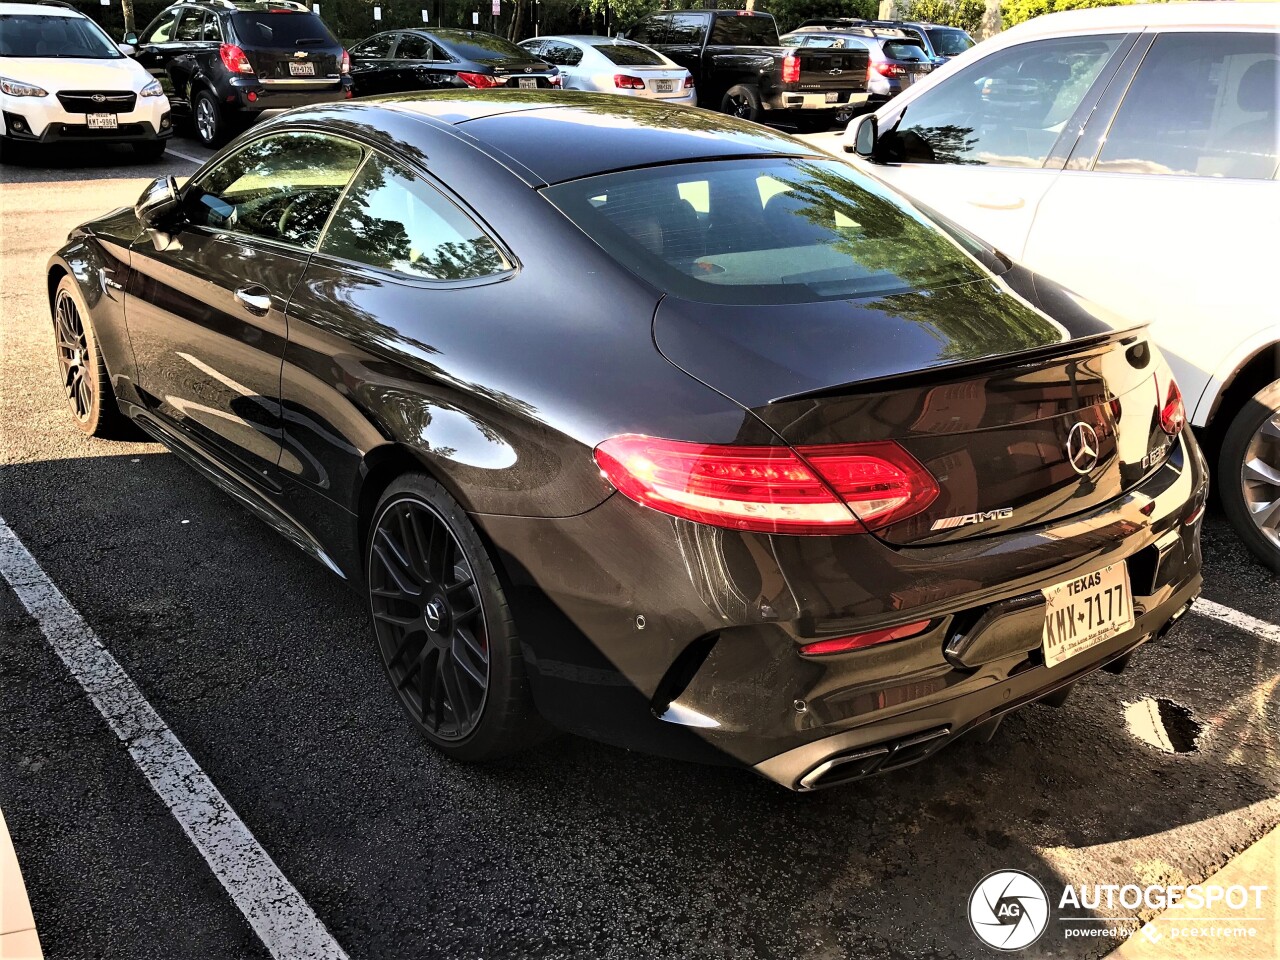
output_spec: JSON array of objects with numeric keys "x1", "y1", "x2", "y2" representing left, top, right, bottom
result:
[
  {"x1": 457, "y1": 72, "x2": 502, "y2": 88},
  {"x1": 800, "y1": 620, "x2": 933, "y2": 656},
  {"x1": 340, "y1": 49, "x2": 350, "y2": 75},
  {"x1": 219, "y1": 43, "x2": 254, "y2": 75},
  {"x1": 873, "y1": 61, "x2": 905, "y2": 77},
  {"x1": 614, "y1": 74, "x2": 645, "y2": 90},
  {"x1": 684, "y1": 73, "x2": 694, "y2": 89},
  {"x1": 593, "y1": 435, "x2": 938, "y2": 535},
  {"x1": 550, "y1": 73, "x2": 561, "y2": 87},
  {"x1": 781, "y1": 55, "x2": 801, "y2": 85},
  {"x1": 1159, "y1": 377, "x2": 1186, "y2": 436}
]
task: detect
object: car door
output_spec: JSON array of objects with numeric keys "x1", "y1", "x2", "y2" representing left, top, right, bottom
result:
[
  {"x1": 126, "y1": 131, "x2": 365, "y2": 483},
  {"x1": 392, "y1": 32, "x2": 454, "y2": 91},
  {"x1": 349, "y1": 32, "x2": 396, "y2": 95},
  {"x1": 1023, "y1": 28, "x2": 1280, "y2": 423},
  {"x1": 858, "y1": 33, "x2": 1138, "y2": 259},
  {"x1": 167, "y1": 9, "x2": 221, "y2": 106},
  {"x1": 539, "y1": 40, "x2": 584, "y2": 88},
  {"x1": 662, "y1": 14, "x2": 708, "y2": 82},
  {"x1": 278, "y1": 149, "x2": 515, "y2": 529},
  {"x1": 132, "y1": 7, "x2": 185, "y2": 99}
]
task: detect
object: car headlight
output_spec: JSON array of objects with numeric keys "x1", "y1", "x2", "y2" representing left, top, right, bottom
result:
[
  {"x1": 139, "y1": 79, "x2": 165, "y2": 98},
  {"x1": 0, "y1": 77, "x2": 49, "y2": 98}
]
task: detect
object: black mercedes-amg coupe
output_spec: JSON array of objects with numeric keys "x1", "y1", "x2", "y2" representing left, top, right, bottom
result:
[{"x1": 48, "y1": 92, "x2": 1207, "y2": 790}]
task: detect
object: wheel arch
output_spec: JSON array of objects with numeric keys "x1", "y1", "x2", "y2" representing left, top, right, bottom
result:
[{"x1": 1200, "y1": 340, "x2": 1280, "y2": 452}]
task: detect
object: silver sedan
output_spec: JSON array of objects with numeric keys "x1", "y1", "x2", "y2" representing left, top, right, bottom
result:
[{"x1": 518, "y1": 35, "x2": 696, "y2": 105}]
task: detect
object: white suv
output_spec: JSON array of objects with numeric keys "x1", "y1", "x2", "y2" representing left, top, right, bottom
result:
[
  {"x1": 0, "y1": 0, "x2": 172, "y2": 160},
  {"x1": 844, "y1": 2, "x2": 1280, "y2": 570}
]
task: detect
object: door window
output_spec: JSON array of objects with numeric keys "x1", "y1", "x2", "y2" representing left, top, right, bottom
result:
[
  {"x1": 1095, "y1": 32, "x2": 1278, "y2": 180},
  {"x1": 541, "y1": 41, "x2": 583, "y2": 67},
  {"x1": 319, "y1": 153, "x2": 510, "y2": 281},
  {"x1": 886, "y1": 35, "x2": 1125, "y2": 167},
  {"x1": 200, "y1": 13, "x2": 222, "y2": 42},
  {"x1": 352, "y1": 33, "x2": 393, "y2": 58},
  {"x1": 669, "y1": 15, "x2": 708, "y2": 46},
  {"x1": 395, "y1": 33, "x2": 434, "y2": 61},
  {"x1": 142, "y1": 9, "x2": 181, "y2": 44},
  {"x1": 708, "y1": 14, "x2": 774, "y2": 46},
  {"x1": 184, "y1": 133, "x2": 365, "y2": 248},
  {"x1": 173, "y1": 10, "x2": 204, "y2": 43}
]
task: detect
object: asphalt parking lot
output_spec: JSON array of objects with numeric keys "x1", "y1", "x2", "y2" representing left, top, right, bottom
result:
[{"x1": 1, "y1": 139, "x2": 1278, "y2": 960}]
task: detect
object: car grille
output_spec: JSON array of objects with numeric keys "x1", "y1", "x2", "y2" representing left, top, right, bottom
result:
[{"x1": 56, "y1": 91, "x2": 138, "y2": 113}]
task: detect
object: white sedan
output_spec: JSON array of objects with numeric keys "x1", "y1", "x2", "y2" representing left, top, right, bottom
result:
[{"x1": 519, "y1": 35, "x2": 695, "y2": 105}]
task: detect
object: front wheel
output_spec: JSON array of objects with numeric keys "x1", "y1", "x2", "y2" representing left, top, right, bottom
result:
[
  {"x1": 51, "y1": 276, "x2": 128, "y2": 438},
  {"x1": 366, "y1": 474, "x2": 546, "y2": 760},
  {"x1": 720, "y1": 84, "x2": 762, "y2": 123},
  {"x1": 1218, "y1": 379, "x2": 1280, "y2": 571}
]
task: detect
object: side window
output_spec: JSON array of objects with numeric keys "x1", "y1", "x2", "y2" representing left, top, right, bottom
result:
[
  {"x1": 542, "y1": 42, "x2": 583, "y2": 67},
  {"x1": 352, "y1": 33, "x2": 393, "y2": 58},
  {"x1": 1096, "y1": 32, "x2": 1278, "y2": 180},
  {"x1": 184, "y1": 133, "x2": 364, "y2": 248},
  {"x1": 320, "y1": 153, "x2": 511, "y2": 281},
  {"x1": 395, "y1": 34, "x2": 433, "y2": 61},
  {"x1": 669, "y1": 15, "x2": 708, "y2": 46},
  {"x1": 518, "y1": 39, "x2": 544, "y2": 57},
  {"x1": 886, "y1": 35, "x2": 1125, "y2": 167},
  {"x1": 200, "y1": 13, "x2": 222, "y2": 42},
  {"x1": 142, "y1": 9, "x2": 180, "y2": 44},
  {"x1": 173, "y1": 10, "x2": 204, "y2": 43}
]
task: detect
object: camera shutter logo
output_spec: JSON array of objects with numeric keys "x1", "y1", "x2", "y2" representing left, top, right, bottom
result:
[{"x1": 968, "y1": 870, "x2": 1050, "y2": 951}]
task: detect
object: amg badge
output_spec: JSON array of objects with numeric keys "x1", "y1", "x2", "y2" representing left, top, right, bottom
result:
[{"x1": 931, "y1": 508, "x2": 1014, "y2": 531}]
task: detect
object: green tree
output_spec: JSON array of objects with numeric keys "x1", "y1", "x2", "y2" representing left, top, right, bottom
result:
[{"x1": 1000, "y1": 0, "x2": 1163, "y2": 30}]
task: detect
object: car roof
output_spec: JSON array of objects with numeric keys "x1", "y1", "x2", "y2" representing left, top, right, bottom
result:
[
  {"x1": 282, "y1": 91, "x2": 823, "y2": 185},
  {"x1": 1002, "y1": 0, "x2": 1280, "y2": 36},
  {"x1": 530, "y1": 35, "x2": 647, "y2": 46},
  {"x1": 0, "y1": 2, "x2": 83, "y2": 17}
]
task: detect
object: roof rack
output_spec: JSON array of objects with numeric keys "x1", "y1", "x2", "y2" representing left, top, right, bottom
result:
[{"x1": 187, "y1": 0, "x2": 311, "y2": 9}]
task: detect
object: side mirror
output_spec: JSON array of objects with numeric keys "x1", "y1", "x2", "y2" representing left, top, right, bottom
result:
[
  {"x1": 122, "y1": 31, "x2": 139, "y2": 45},
  {"x1": 844, "y1": 113, "x2": 877, "y2": 157},
  {"x1": 117, "y1": 42, "x2": 136, "y2": 55},
  {"x1": 136, "y1": 175, "x2": 180, "y2": 229}
]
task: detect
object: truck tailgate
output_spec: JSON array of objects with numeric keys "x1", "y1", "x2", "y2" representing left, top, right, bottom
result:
[{"x1": 793, "y1": 47, "x2": 869, "y2": 94}]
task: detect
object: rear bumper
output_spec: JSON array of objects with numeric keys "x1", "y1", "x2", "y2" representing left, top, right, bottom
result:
[
  {"x1": 221, "y1": 76, "x2": 353, "y2": 112},
  {"x1": 479, "y1": 430, "x2": 1208, "y2": 789},
  {"x1": 768, "y1": 90, "x2": 871, "y2": 111}
]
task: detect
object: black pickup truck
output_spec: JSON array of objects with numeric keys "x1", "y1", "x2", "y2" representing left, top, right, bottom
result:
[{"x1": 624, "y1": 9, "x2": 869, "y2": 131}]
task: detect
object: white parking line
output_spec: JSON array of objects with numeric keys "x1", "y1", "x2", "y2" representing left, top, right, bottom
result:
[
  {"x1": 0, "y1": 518, "x2": 348, "y2": 960},
  {"x1": 166, "y1": 146, "x2": 208, "y2": 165},
  {"x1": 1194, "y1": 597, "x2": 1280, "y2": 645}
]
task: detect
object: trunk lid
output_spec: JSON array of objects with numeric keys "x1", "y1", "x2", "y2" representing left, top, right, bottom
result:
[
  {"x1": 231, "y1": 12, "x2": 341, "y2": 83},
  {"x1": 654, "y1": 269, "x2": 1174, "y2": 545}
]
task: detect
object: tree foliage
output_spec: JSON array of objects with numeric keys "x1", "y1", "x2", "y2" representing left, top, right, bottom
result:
[
  {"x1": 1000, "y1": 0, "x2": 1163, "y2": 29},
  {"x1": 899, "y1": 0, "x2": 984, "y2": 34}
]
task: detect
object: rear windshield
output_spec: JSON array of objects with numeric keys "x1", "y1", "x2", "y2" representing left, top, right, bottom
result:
[
  {"x1": 544, "y1": 157, "x2": 995, "y2": 305},
  {"x1": 708, "y1": 15, "x2": 779, "y2": 47},
  {"x1": 434, "y1": 29, "x2": 530, "y2": 63},
  {"x1": 883, "y1": 40, "x2": 929, "y2": 61},
  {"x1": 926, "y1": 28, "x2": 974, "y2": 56},
  {"x1": 0, "y1": 13, "x2": 122, "y2": 58},
  {"x1": 231, "y1": 12, "x2": 336, "y2": 47},
  {"x1": 595, "y1": 43, "x2": 665, "y2": 66}
]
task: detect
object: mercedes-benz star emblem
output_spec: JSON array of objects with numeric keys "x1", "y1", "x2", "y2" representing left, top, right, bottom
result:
[
  {"x1": 424, "y1": 600, "x2": 444, "y2": 633},
  {"x1": 1066, "y1": 422, "x2": 1100, "y2": 475}
]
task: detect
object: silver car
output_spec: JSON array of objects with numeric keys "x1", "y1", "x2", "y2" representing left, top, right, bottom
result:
[{"x1": 518, "y1": 35, "x2": 696, "y2": 105}]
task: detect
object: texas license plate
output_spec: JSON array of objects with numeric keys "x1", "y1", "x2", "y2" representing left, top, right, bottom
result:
[
  {"x1": 1041, "y1": 563, "x2": 1134, "y2": 668},
  {"x1": 87, "y1": 113, "x2": 118, "y2": 130},
  {"x1": 825, "y1": 91, "x2": 839, "y2": 103},
  {"x1": 655, "y1": 79, "x2": 674, "y2": 93},
  {"x1": 518, "y1": 78, "x2": 538, "y2": 89},
  {"x1": 289, "y1": 61, "x2": 316, "y2": 76}
]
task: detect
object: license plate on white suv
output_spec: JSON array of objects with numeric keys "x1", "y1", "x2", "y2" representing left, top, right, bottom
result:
[
  {"x1": 87, "y1": 114, "x2": 118, "y2": 130},
  {"x1": 1041, "y1": 563, "x2": 1134, "y2": 668},
  {"x1": 654, "y1": 79, "x2": 673, "y2": 93},
  {"x1": 289, "y1": 61, "x2": 316, "y2": 76}
]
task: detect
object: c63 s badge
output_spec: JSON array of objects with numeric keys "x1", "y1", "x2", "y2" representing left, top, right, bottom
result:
[{"x1": 931, "y1": 508, "x2": 1014, "y2": 532}]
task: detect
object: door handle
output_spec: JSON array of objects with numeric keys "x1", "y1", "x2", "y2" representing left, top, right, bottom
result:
[
  {"x1": 234, "y1": 286, "x2": 272, "y2": 316},
  {"x1": 966, "y1": 194, "x2": 1026, "y2": 211}
]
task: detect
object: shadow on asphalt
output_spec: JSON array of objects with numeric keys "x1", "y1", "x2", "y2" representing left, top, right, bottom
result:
[{"x1": 1, "y1": 449, "x2": 1277, "y2": 959}]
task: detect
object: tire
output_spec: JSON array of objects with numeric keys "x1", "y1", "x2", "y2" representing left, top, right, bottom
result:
[
  {"x1": 192, "y1": 88, "x2": 231, "y2": 148},
  {"x1": 365, "y1": 473, "x2": 547, "y2": 761},
  {"x1": 1217, "y1": 379, "x2": 1280, "y2": 572},
  {"x1": 51, "y1": 275, "x2": 129, "y2": 438},
  {"x1": 720, "y1": 84, "x2": 762, "y2": 123},
  {"x1": 131, "y1": 139, "x2": 168, "y2": 162}
]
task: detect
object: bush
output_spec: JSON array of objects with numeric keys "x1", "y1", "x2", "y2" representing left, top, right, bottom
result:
[
  {"x1": 1001, "y1": 0, "x2": 1165, "y2": 30},
  {"x1": 899, "y1": 0, "x2": 984, "y2": 34}
]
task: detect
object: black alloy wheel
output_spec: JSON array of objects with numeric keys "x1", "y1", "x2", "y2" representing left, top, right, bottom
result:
[
  {"x1": 52, "y1": 277, "x2": 124, "y2": 437},
  {"x1": 721, "y1": 84, "x2": 762, "y2": 123},
  {"x1": 366, "y1": 475, "x2": 544, "y2": 758}
]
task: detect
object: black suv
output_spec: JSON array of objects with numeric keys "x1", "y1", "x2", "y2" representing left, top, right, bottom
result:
[{"x1": 125, "y1": 0, "x2": 352, "y2": 147}]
